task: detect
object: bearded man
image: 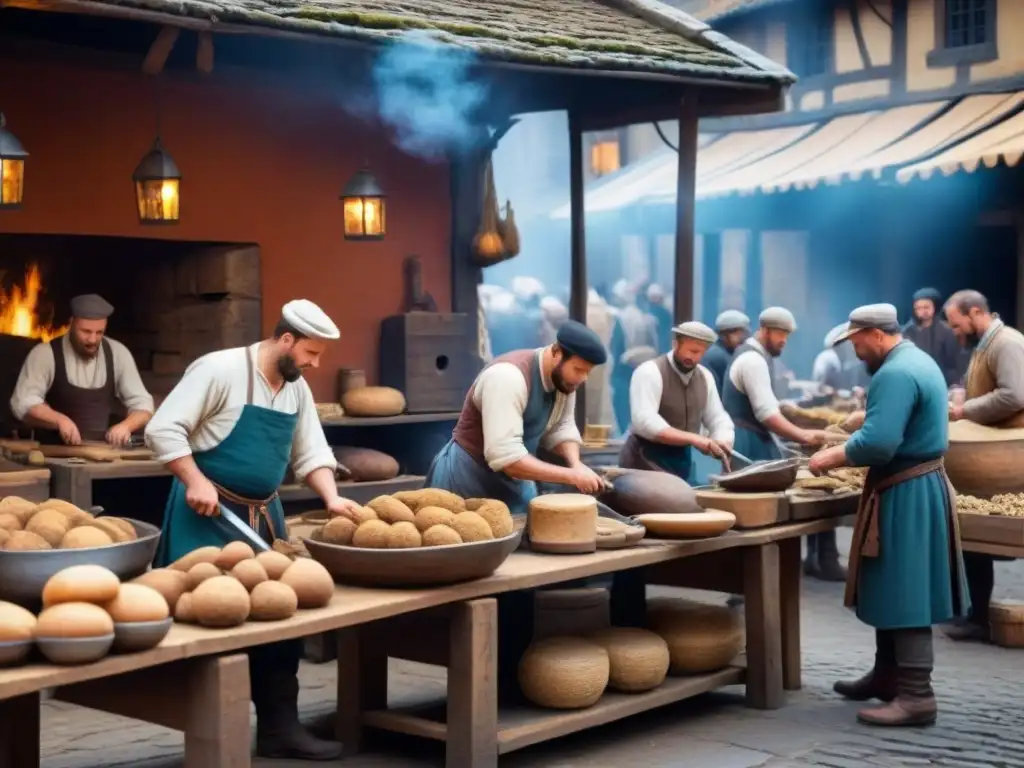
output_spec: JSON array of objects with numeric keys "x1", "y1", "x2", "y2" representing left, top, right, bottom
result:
[
  {"x1": 809, "y1": 304, "x2": 968, "y2": 727},
  {"x1": 11, "y1": 293, "x2": 154, "y2": 446}
]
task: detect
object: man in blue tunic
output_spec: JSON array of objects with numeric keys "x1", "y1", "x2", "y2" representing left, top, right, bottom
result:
[
  {"x1": 809, "y1": 303, "x2": 969, "y2": 727},
  {"x1": 147, "y1": 299, "x2": 361, "y2": 760},
  {"x1": 702, "y1": 310, "x2": 750, "y2": 396}
]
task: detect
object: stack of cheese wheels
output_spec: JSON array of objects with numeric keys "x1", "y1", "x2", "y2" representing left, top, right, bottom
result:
[
  {"x1": 518, "y1": 636, "x2": 610, "y2": 709},
  {"x1": 646, "y1": 597, "x2": 744, "y2": 675},
  {"x1": 587, "y1": 627, "x2": 670, "y2": 693},
  {"x1": 527, "y1": 493, "x2": 598, "y2": 554}
]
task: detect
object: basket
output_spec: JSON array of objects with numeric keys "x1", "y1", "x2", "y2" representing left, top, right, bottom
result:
[
  {"x1": 534, "y1": 588, "x2": 610, "y2": 640},
  {"x1": 989, "y1": 601, "x2": 1024, "y2": 648},
  {"x1": 646, "y1": 597, "x2": 744, "y2": 674}
]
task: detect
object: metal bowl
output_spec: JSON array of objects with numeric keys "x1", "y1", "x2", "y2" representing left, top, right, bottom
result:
[
  {"x1": 0, "y1": 518, "x2": 161, "y2": 608},
  {"x1": 304, "y1": 529, "x2": 524, "y2": 588},
  {"x1": 0, "y1": 639, "x2": 33, "y2": 667},
  {"x1": 36, "y1": 634, "x2": 115, "y2": 665},
  {"x1": 113, "y1": 618, "x2": 173, "y2": 653},
  {"x1": 710, "y1": 458, "x2": 801, "y2": 493}
]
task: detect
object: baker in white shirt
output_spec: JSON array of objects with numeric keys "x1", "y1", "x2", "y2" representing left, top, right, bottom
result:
[
  {"x1": 426, "y1": 320, "x2": 607, "y2": 515},
  {"x1": 146, "y1": 298, "x2": 357, "y2": 762},
  {"x1": 723, "y1": 306, "x2": 829, "y2": 461},
  {"x1": 11, "y1": 293, "x2": 154, "y2": 446},
  {"x1": 619, "y1": 320, "x2": 734, "y2": 481}
]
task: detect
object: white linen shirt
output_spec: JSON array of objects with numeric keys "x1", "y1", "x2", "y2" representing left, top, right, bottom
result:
[
  {"x1": 726, "y1": 338, "x2": 781, "y2": 423},
  {"x1": 144, "y1": 343, "x2": 336, "y2": 482},
  {"x1": 473, "y1": 349, "x2": 582, "y2": 472},
  {"x1": 629, "y1": 355, "x2": 734, "y2": 443},
  {"x1": 10, "y1": 335, "x2": 154, "y2": 421}
]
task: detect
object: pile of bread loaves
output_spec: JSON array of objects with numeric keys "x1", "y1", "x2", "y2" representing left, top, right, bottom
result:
[
  {"x1": 314, "y1": 489, "x2": 514, "y2": 549},
  {"x1": 0, "y1": 497, "x2": 140, "y2": 551}
]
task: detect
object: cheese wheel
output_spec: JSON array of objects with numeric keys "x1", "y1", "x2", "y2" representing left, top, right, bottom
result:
[
  {"x1": 340, "y1": 387, "x2": 406, "y2": 417},
  {"x1": 527, "y1": 494, "x2": 598, "y2": 554},
  {"x1": 518, "y1": 636, "x2": 609, "y2": 709},
  {"x1": 42, "y1": 565, "x2": 121, "y2": 608}
]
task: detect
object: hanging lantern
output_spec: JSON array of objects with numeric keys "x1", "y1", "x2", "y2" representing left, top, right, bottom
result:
[
  {"x1": 0, "y1": 113, "x2": 28, "y2": 209},
  {"x1": 340, "y1": 168, "x2": 385, "y2": 240},
  {"x1": 133, "y1": 137, "x2": 181, "y2": 224}
]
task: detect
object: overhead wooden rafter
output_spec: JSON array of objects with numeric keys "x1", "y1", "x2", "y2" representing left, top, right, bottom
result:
[
  {"x1": 196, "y1": 31, "x2": 214, "y2": 74},
  {"x1": 141, "y1": 25, "x2": 179, "y2": 75}
]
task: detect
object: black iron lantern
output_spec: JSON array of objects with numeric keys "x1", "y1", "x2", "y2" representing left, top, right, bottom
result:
[
  {"x1": 0, "y1": 113, "x2": 28, "y2": 209},
  {"x1": 133, "y1": 137, "x2": 181, "y2": 224},
  {"x1": 340, "y1": 168, "x2": 385, "y2": 240}
]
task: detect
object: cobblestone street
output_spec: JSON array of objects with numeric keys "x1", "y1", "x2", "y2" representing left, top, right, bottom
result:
[{"x1": 39, "y1": 530, "x2": 1024, "y2": 768}]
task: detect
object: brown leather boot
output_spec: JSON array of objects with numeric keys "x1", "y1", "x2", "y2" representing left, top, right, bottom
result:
[
  {"x1": 856, "y1": 668, "x2": 937, "y2": 727},
  {"x1": 833, "y1": 665, "x2": 897, "y2": 702}
]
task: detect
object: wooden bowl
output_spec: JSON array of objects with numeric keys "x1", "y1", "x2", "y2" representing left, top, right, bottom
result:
[
  {"x1": 633, "y1": 510, "x2": 736, "y2": 539},
  {"x1": 946, "y1": 424, "x2": 1024, "y2": 497},
  {"x1": 303, "y1": 530, "x2": 523, "y2": 588}
]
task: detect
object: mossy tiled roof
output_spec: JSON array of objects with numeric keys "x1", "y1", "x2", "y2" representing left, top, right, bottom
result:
[{"x1": 90, "y1": 0, "x2": 795, "y2": 84}]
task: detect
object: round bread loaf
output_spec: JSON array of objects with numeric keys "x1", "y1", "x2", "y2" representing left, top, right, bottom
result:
[
  {"x1": 36, "y1": 602, "x2": 114, "y2": 639},
  {"x1": 341, "y1": 386, "x2": 406, "y2": 417},
  {"x1": 279, "y1": 559, "x2": 334, "y2": 609},
  {"x1": 191, "y1": 576, "x2": 251, "y2": 628},
  {"x1": 518, "y1": 636, "x2": 609, "y2": 709},
  {"x1": 255, "y1": 551, "x2": 293, "y2": 580},
  {"x1": 132, "y1": 569, "x2": 189, "y2": 611},
  {"x1": 0, "y1": 601, "x2": 37, "y2": 642},
  {"x1": 43, "y1": 565, "x2": 121, "y2": 608},
  {"x1": 332, "y1": 446, "x2": 400, "y2": 481},
  {"x1": 249, "y1": 581, "x2": 299, "y2": 621},
  {"x1": 104, "y1": 584, "x2": 171, "y2": 623}
]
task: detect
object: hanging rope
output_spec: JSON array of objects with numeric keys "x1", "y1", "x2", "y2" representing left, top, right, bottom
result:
[{"x1": 653, "y1": 121, "x2": 679, "y2": 153}]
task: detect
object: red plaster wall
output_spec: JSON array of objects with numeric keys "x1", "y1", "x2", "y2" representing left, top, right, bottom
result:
[{"x1": 0, "y1": 53, "x2": 452, "y2": 400}]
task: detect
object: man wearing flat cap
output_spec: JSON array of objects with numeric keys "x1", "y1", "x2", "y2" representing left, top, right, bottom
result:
[
  {"x1": 147, "y1": 298, "x2": 360, "y2": 761},
  {"x1": 427, "y1": 319, "x2": 606, "y2": 512},
  {"x1": 620, "y1": 321, "x2": 734, "y2": 483},
  {"x1": 11, "y1": 293, "x2": 154, "y2": 447},
  {"x1": 723, "y1": 306, "x2": 828, "y2": 461},
  {"x1": 808, "y1": 303, "x2": 968, "y2": 728},
  {"x1": 703, "y1": 310, "x2": 750, "y2": 396},
  {"x1": 902, "y1": 287, "x2": 961, "y2": 386}
]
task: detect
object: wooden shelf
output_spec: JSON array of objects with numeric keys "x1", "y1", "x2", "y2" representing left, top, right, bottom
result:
[
  {"x1": 362, "y1": 665, "x2": 744, "y2": 754},
  {"x1": 320, "y1": 412, "x2": 460, "y2": 428},
  {"x1": 278, "y1": 474, "x2": 425, "y2": 504}
]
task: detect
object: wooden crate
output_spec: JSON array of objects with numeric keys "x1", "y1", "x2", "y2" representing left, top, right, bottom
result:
[
  {"x1": 787, "y1": 490, "x2": 860, "y2": 522},
  {"x1": 958, "y1": 512, "x2": 1024, "y2": 547},
  {"x1": 693, "y1": 488, "x2": 789, "y2": 528}
]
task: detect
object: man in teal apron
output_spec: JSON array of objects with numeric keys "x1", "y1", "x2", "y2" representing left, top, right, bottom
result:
[
  {"x1": 809, "y1": 304, "x2": 968, "y2": 727},
  {"x1": 426, "y1": 320, "x2": 610, "y2": 698},
  {"x1": 619, "y1": 320, "x2": 734, "y2": 485},
  {"x1": 146, "y1": 299, "x2": 360, "y2": 761}
]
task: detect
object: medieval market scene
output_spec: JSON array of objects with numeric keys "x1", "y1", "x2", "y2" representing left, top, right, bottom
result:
[{"x1": 0, "y1": 0, "x2": 1023, "y2": 765}]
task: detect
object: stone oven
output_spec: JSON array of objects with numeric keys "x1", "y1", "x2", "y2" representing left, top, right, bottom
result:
[{"x1": 0, "y1": 234, "x2": 261, "y2": 431}]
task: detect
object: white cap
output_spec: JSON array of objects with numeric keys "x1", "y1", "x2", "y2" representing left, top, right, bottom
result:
[
  {"x1": 282, "y1": 299, "x2": 340, "y2": 340},
  {"x1": 672, "y1": 320, "x2": 717, "y2": 344},
  {"x1": 833, "y1": 303, "x2": 900, "y2": 345},
  {"x1": 824, "y1": 323, "x2": 848, "y2": 349},
  {"x1": 759, "y1": 306, "x2": 797, "y2": 332},
  {"x1": 715, "y1": 309, "x2": 750, "y2": 332}
]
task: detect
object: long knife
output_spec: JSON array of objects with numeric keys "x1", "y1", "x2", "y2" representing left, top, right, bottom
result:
[{"x1": 215, "y1": 504, "x2": 272, "y2": 552}]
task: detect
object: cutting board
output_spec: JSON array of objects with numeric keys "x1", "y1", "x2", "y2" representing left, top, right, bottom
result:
[
  {"x1": 786, "y1": 489, "x2": 860, "y2": 521},
  {"x1": 38, "y1": 443, "x2": 154, "y2": 462},
  {"x1": 694, "y1": 488, "x2": 789, "y2": 528}
]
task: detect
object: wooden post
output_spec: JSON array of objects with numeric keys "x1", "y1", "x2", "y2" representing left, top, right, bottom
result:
[
  {"x1": 778, "y1": 536, "x2": 803, "y2": 691},
  {"x1": 446, "y1": 599, "x2": 499, "y2": 768},
  {"x1": 568, "y1": 109, "x2": 588, "y2": 433},
  {"x1": 673, "y1": 95, "x2": 699, "y2": 325},
  {"x1": 336, "y1": 624, "x2": 389, "y2": 755},
  {"x1": 743, "y1": 542, "x2": 784, "y2": 710},
  {"x1": 0, "y1": 692, "x2": 40, "y2": 768},
  {"x1": 449, "y1": 140, "x2": 486, "y2": 367}
]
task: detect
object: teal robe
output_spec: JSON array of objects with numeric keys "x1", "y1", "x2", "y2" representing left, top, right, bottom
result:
[{"x1": 845, "y1": 341, "x2": 969, "y2": 629}]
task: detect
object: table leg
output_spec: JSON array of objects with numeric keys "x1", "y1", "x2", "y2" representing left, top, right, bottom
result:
[
  {"x1": 447, "y1": 598, "x2": 498, "y2": 768},
  {"x1": 48, "y1": 464, "x2": 93, "y2": 509},
  {"x1": 743, "y1": 542, "x2": 784, "y2": 710},
  {"x1": 182, "y1": 654, "x2": 252, "y2": 768},
  {"x1": 336, "y1": 624, "x2": 388, "y2": 755},
  {"x1": 0, "y1": 692, "x2": 40, "y2": 768},
  {"x1": 779, "y1": 536, "x2": 803, "y2": 691}
]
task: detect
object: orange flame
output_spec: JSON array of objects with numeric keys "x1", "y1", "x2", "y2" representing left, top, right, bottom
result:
[{"x1": 0, "y1": 265, "x2": 69, "y2": 342}]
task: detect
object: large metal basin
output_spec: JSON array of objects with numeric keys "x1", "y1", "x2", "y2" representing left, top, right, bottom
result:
[
  {"x1": 0, "y1": 518, "x2": 161, "y2": 607},
  {"x1": 304, "y1": 530, "x2": 523, "y2": 588},
  {"x1": 710, "y1": 458, "x2": 800, "y2": 493},
  {"x1": 946, "y1": 437, "x2": 1024, "y2": 498}
]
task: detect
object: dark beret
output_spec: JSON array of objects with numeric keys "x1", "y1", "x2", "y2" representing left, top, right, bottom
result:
[
  {"x1": 70, "y1": 294, "x2": 114, "y2": 320},
  {"x1": 912, "y1": 287, "x2": 942, "y2": 304},
  {"x1": 556, "y1": 320, "x2": 607, "y2": 365}
]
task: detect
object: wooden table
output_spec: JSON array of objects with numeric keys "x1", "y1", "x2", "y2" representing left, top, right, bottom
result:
[
  {"x1": 46, "y1": 458, "x2": 170, "y2": 509},
  {"x1": 0, "y1": 518, "x2": 840, "y2": 768},
  {"x1": 0, "y1": 467, "x2": 51, "y2": 503}
]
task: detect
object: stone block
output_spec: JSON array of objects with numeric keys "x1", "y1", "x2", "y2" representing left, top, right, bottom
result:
[{"x1": 196, "y1": 245, "x2": 260, "y2": 299}]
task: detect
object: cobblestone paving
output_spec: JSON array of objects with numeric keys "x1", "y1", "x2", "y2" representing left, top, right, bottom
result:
[{"x1": 39, "y1": 530, "x2": 1024, "y2": 768}]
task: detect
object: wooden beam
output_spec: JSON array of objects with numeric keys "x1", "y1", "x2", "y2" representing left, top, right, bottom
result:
[
  {"x1": 141, "y1": 25, "x2": 180, "y2": 75},
  {"x1": 196, "y1": 30, "x2": 214, "y2": 75},
  {"x1": 673, "y1": 95, "x2": 699, "y2": 324},
  {"x1": 567, "y1": 108, "x2": 588, "y2": 433}
]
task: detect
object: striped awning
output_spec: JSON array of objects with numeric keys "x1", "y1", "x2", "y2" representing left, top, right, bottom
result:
[{"x1": 550, "y1": 90, "x2": 1024, "y2": 217}]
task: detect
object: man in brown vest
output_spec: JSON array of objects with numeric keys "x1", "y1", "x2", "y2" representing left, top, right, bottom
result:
[
  {"x1": 619, "y1": 320, "x2": 733, "y2": 480},
  {"x1": 943, "y1": 289, "x2": 1024, "y2": 641},
  {"x1": 11, "y1": 294, "x2": 154, "y2": 446}
]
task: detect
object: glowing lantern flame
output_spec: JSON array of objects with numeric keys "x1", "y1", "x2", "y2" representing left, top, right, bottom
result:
[{"x1": 0, "y1": 264, "x2": 69, "y2": 342}]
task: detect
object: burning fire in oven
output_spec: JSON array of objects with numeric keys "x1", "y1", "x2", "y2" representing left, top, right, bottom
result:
[{"x1": 0, "y1": 264, "x2": 68, "y2": 341}]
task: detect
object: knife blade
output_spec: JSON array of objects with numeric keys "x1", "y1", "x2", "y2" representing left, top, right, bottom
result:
[{"x1": 216, "y1": 504, "x2": 272, "y2": 552}]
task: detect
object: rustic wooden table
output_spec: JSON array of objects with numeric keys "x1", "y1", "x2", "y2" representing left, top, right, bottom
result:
[
  {"x1": 0, "y1": 467, "x2": 51, "y2": 503},
  {"x1": 45, "y1": 458, "x2": 170, "y2": 509},
  {"x1": 0, "y1": 517, "x2": 841, "y2": 768}
]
